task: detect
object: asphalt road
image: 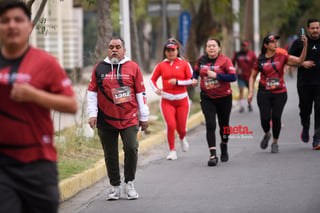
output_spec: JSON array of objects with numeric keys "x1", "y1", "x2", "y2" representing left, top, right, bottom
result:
[{"x1": 59, "y1": 74, "x2": 320, "y2": 213}]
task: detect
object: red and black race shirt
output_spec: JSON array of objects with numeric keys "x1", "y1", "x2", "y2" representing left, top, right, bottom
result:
[
  {"x1": 194, "y1": 54, "x2": 236, "y2": 99},
  {"x1": 232, "y1": 50, "x2": 257, "y2": 81},
  {"x1": 88, "y1": 59, "x2": 146, "y2": 129},
  {"x1": 0, "y1": 47, "x2": 74, "y2": 163},
  {"x1": 253, "y1": 53, "x2": 289, "y2": 94}
]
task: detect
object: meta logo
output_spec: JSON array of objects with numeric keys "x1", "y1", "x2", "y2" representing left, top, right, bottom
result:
[{"x1": 223, "y1": 125, "x2": 253, "y2": 135}]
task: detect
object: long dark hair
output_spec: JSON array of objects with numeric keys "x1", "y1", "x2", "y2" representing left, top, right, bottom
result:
[{"x1": 260, "y1": 35, "x2": 272, "y2": 55}]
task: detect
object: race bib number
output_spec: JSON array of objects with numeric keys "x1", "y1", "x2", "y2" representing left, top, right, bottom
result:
[
  {"x1": 203, "y1": 76, "x2": 220, "y2": 89},
  {"x1": 111, "y1": 86, "x2": 132, "y2": 104},
  {"x1": 266, "y1": 77, "x2": 280, "y2": 90}
]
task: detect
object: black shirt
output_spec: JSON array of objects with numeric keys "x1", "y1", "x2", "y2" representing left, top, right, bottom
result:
[{"x1": 288, "y1": 35, "x2": 320, "y2": 87}]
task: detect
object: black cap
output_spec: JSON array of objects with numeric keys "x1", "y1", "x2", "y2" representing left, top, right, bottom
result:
[{"x1": 264, "y1": 34, "x2": 280, "y2": 43}]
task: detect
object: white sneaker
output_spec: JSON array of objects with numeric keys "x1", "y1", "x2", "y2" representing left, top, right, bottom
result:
[
  {"x1": 166, "y1": 150, "x2": 178, "y2": 160},
  {"x1": 125, "y1": 181, "x2": 139, "y2": 200},
  {"x1": 181, "y1": 138, "x2": 189, "y2": 152},
  {"x1": 106, "y1": 185, "x2": 120, "y2": 200}
]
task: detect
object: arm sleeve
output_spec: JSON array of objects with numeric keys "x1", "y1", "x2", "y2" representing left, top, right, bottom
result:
[
  {"x1": 136, "y1": 92, "x2": 149, "y2": 121},
  {"x1": 192, "y1": 60, "x2": 200, "y2": 79},
  {"x1": 216, "y1": 73, "x2": 237, "y2": 82},
  {"x1": 177, "y1": 62, "x2": 193, "y2": 86},
  {"x1": 87, "y1": 91, "x2": 98, "y2": 118},
  {"x1": 149, "y1": 64, "x2": 161, "y2": 92}
]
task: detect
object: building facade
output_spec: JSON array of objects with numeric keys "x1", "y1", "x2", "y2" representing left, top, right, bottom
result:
[{"x1": 30, "y1": 1, "x2": 83, "y2": 71}]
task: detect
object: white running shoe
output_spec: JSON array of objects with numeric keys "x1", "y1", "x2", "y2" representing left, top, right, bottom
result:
[
  {"x1": 181, "y1": 138, "x2": 189, "y2": 152},
  {"x1": 125, "y1": 181, "x2": 139, "y2": 200},
  {"x1": 106, "y1": 185, "x2": 120, "y2": 200},
  {"x1": 166, "y1": 150, "x2": 178, "y2": 160}
]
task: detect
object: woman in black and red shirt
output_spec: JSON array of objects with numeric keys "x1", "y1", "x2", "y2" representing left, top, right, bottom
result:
[
  {"x1": 192, "y1": 38, "x2": 237, "y2": 167},
  {"x1": 248, "y1": 33, "x2": 307, "y2": 153}
]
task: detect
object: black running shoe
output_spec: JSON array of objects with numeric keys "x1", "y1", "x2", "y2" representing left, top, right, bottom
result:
[
  {"x1": 220, "y1": 143, "x2": 229, "y2": 162},
  {"x1": 260, "y1": 134, "x2": 271, "y2": 150},
  {"x1": 300, "y1": 127, "x2": 309, "y2": 143},
  {"x1": 208, "y1": 156, "x2": 218, "y2": 167}
]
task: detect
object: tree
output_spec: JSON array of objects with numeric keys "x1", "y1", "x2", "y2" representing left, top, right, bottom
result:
[
  {"x1": 26, "y1": 0, "x2": 48, "y2": 26},
  {"x1": 94, "y1": 0, "x2": 112, "y2": 60}
]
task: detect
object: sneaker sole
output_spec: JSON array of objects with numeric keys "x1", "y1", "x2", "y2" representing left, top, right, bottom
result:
[
  {"x1": 312, "y1": 145, "x2": 320, "y2": 150},
  {"x1": 221, "y1": 155, "x2": 229, "y2": 162},
  {"x1": 127, "y1": 194, "x2": 139, "y2": 200},
  {"x1": 106, "y1": 196, "x2": 120, "y2": 201}
]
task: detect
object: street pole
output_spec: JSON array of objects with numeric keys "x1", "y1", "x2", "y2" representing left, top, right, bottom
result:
[
  {"x1": 162, "y1": 0, "x2": 167, "y2": 43},
  {"x1": 253, "y1": 0, "x2": 260, "y2": 56},
  {"x1": 119, "y1": 0, "x2": 132, "y2": 59},
  {"x1": 232, "y1": 0, "x2": 240, "y2": 52}
]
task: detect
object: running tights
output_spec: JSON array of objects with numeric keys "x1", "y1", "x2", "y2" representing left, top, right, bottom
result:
[
  {"x1": 200, "y1": 93, "x2": 232, "y2": 148},
  {"x1": 160, "y1": 97, "x2": 190, "y2": 151},
  {"x1": 257, "y1": 90, "x2": 287, "y2": 139}
]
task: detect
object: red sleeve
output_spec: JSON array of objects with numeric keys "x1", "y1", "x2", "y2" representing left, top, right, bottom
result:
[
  {"x1": 285, "y1": 54, "x2": 289, "y2": 64},
  {"x1": 134, "y1": 64, "x2": 146, "y2": 93},
  {"x1": 150, "y1": 63, "x2": 162, "y2": 89},
  {"x1": 87, "y1": 63, "x2": 99, "y2": 92},
  {"x1": 224, "y1": 56, "x2": 236, "y2": 74},
  {"x1": 185, "y1": 61, "x2": 193, "y2": 79},
  {"x1": 46, "y1": 57, "x2": 74, "y2": 96}
]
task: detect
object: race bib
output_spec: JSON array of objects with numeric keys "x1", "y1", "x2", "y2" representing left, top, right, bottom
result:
[
  {"x1": 203, "y1": 76, "x2": 220, "y2": 89},
  {"x1": 111, "y1": 86, "x2": 132, "y2": 104},
  {"x1": 266, "y1": 77, "x2": 280, "y2": 90}
]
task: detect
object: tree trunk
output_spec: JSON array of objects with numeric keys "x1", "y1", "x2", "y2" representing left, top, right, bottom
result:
[
  {"x1": 95, "y1": 0, "x2": 112, "y2": 60},
  {"x1": 244, "y1": 0, "x2": 253, "y2": 44},
  {"x1": 130, "y1": 0, "x2": 143, "y2": 70},
  {"x1": 26, "y1": 0, "x2": 48, "y2": 26},
  {"x1": 184, "y1": 0, "x2": 217, "y2": 100},
  {"x1": 184, "y1": 0, "x2": 217, "y2": 67}
]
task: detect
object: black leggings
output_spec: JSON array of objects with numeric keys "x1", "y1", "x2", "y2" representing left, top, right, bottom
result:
[
  {"x1": 200, "y1": 93, "x2": 232, "y2": 148},
  {"x1": 257, "y1": 90, "x2": 287, "y2": 139}
]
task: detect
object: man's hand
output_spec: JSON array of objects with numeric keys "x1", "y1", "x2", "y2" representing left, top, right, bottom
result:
[
  {"x1": 89, "y1": 117, "x2": 97, "y2": 129},
  {"x1": 10, "y1": 83, "x2": 37, "y2": 102},
  {"x1": 302, "y1": 60, "x2": 316, "y2": 69},
  {"x1": 139, "y1": 121, "x2": 149, "y2": 131}
]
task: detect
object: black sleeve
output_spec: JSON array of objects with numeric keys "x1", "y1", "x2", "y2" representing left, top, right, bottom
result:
[{"x1": 288, "y1": 39, "x2": 303, "y2": 57}]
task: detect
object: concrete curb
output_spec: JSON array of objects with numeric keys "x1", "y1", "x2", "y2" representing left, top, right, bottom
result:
[{"x1": 59, "y1": 111, "x2": 205, "y2": 201}]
